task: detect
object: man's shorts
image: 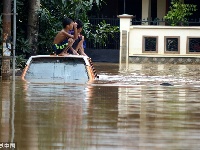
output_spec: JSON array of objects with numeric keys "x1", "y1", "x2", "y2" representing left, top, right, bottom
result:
[{"x1": 52, "y1": 39, "x2": 68, "y2": 55}]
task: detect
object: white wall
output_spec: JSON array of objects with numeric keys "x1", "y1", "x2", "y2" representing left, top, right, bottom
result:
[
  {"x1": 129, "y1": 26, "x2": 200, "y2": 55},
  {"x1": 118, "y1": 16, "x2": 133, "y2": 32}
]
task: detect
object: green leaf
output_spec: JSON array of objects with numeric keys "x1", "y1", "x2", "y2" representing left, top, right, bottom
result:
[{"x1": 164, "y1": 0, "x2": 197, "y2": 26}]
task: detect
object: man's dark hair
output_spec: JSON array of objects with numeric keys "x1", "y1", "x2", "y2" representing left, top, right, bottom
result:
[
  {"x1": 75, "y1": 19, "x2": 83, "y2": 29},
  {"x1": 62, "y1": 17, "x2": 73, "y2": 28}
]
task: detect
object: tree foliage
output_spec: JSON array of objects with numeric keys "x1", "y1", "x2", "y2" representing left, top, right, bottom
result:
[
  {"x1": 1, "y1": 0, "x2": 119, "y2": 58},
  {"x1": 38, "y1": 0, "x2": 119, "y2": 54},
  {"x1": 0, "y1": 3, "x2": 3, "y2": 53},
  {"x1": 164, "y1": 0, "x2": 197, "y2": 26}
]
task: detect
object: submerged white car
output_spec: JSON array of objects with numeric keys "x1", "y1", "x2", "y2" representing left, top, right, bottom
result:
[{"x1": 21, "y1": 55, "x2": 98, "y2": 83}]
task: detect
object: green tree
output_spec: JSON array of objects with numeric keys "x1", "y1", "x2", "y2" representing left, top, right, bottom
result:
[
  {"x1": 1, "y1": 0, "x2": 119, "y2": 68},
  {"x1": 0, "y1": 14, "x2": 2, "y2": 53},
  {"x1": 27, "y1": 0, "x2": 40, "y2": 55},
  {"x1": 0, "y1": 3, "x2": 3, "y2": 53},
  {"x1": 16, "y1": 0, "x2": 31, "y2": 55},
  {"x1": 164, "y1": 0, "x2": 197, "y2": 26},
  {"x1": 38, "y1": 0, "x2": 119, "y2": 54}
]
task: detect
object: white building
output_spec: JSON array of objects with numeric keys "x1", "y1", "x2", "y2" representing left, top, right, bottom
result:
[{"x1": 116, "y1": 0, "x2": 200, "y2": 65}]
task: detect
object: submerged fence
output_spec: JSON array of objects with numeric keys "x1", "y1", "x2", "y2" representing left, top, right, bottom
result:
[
  {"x1": 132, "y1": 17, "x2": 200, "y2": 26},
  {"x1": 87, "y1": 18, "x2": 120, "y2": 50},
  {"x1": 85, "y1": 32, "x2": 120, "y2": 50}
]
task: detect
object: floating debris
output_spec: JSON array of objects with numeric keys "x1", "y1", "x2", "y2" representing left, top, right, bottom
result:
[{"x1": 160, "y1": 82, "x2": 174, "y2": 86}]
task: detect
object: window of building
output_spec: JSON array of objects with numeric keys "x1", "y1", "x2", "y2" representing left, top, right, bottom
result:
[
  {"x1": 142, "y1": 36, "x2": 158, "y2": 53},
  {"x1": 164, "y1": 36, "x2": 180, "y2": 54},
  {"x1": 187, "y1": 37, "x2": 200, "y2": 53}
]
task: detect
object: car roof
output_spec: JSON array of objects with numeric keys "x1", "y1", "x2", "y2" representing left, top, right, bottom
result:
[{"x1": 26, "y1": 55, "x2": 91, "y2": 66}]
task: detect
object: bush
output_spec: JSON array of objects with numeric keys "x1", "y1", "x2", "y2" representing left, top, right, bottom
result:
[{"x1": 164, "y1": 0, "x2": 197, "y2": 26}]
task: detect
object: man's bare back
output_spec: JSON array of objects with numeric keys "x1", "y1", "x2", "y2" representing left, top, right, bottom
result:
[{"x1": 53, "y1": 29, "x2": 73, "y2": 44}]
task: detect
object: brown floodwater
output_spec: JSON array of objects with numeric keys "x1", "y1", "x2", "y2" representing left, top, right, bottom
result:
[{"x1": 1, "y1": 63, "x2": 200, "y2": 150}]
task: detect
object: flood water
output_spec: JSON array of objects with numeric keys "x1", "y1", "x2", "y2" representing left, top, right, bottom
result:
[{"x1": 1, "y1": 63, "x2": 200, "y2": 150}]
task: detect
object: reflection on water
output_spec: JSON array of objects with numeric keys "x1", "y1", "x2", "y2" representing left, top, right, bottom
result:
[{"x1": 1, "y1": 63, "x2": 200, "y2": 150}]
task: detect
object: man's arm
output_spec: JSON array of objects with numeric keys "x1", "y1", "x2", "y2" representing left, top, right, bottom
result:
[
  {"x1": 73, "y1": 22, "x2": 78, "y2": 40},
  {"x1": 62, "y1": 30, "x2": 73, "y2": 38}
]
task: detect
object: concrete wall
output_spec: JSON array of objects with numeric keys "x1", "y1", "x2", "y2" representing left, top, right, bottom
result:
[
  {"x1": 118, "y1": 14, "x2": 200, "y2": 65},
  {"x1": 129, "y1": 26, "x2": 200, "y2": 55}
]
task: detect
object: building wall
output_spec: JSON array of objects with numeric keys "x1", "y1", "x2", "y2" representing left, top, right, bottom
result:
[
  {"x1": 92, "y1": 0, "x2": 142, "y2": 18},
  {"x1": 95, "y1": 0, "x2": 200, "y2": 20}
]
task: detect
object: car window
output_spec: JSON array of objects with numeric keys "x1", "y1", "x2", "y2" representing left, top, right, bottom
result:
[{"x1": 25, "y1": 57, "x2": 89, "y2": 83}]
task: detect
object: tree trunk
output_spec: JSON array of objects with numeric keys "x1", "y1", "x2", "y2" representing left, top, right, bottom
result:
[
  {"x1": 27, "y1": 0, "x2": 40, "y2": 55},
  {"x1": 1, "y1": 0, "x2": 11, "y2": 80}
]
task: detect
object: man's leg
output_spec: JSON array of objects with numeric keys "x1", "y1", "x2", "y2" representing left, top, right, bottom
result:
[
  {"x1": 78, "y1": 45, "x2": 87, "y2": 56},
  {"x1": 75, "y1": 37, "x2": 84, "y2": 51},
  {"x1": 58, "y1": 38, "x2": 73, "y2": 56},
  {"x1": 74, "y1": 36, "x2": 87, "y2": 56},
  {"x1": 68, "y1": 38, "x2": 79, "y2": 55}
]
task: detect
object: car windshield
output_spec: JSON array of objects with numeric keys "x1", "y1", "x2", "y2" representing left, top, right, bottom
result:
[{"x1": 24, "y1": 57, "x2": 89, "y2": 83}]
